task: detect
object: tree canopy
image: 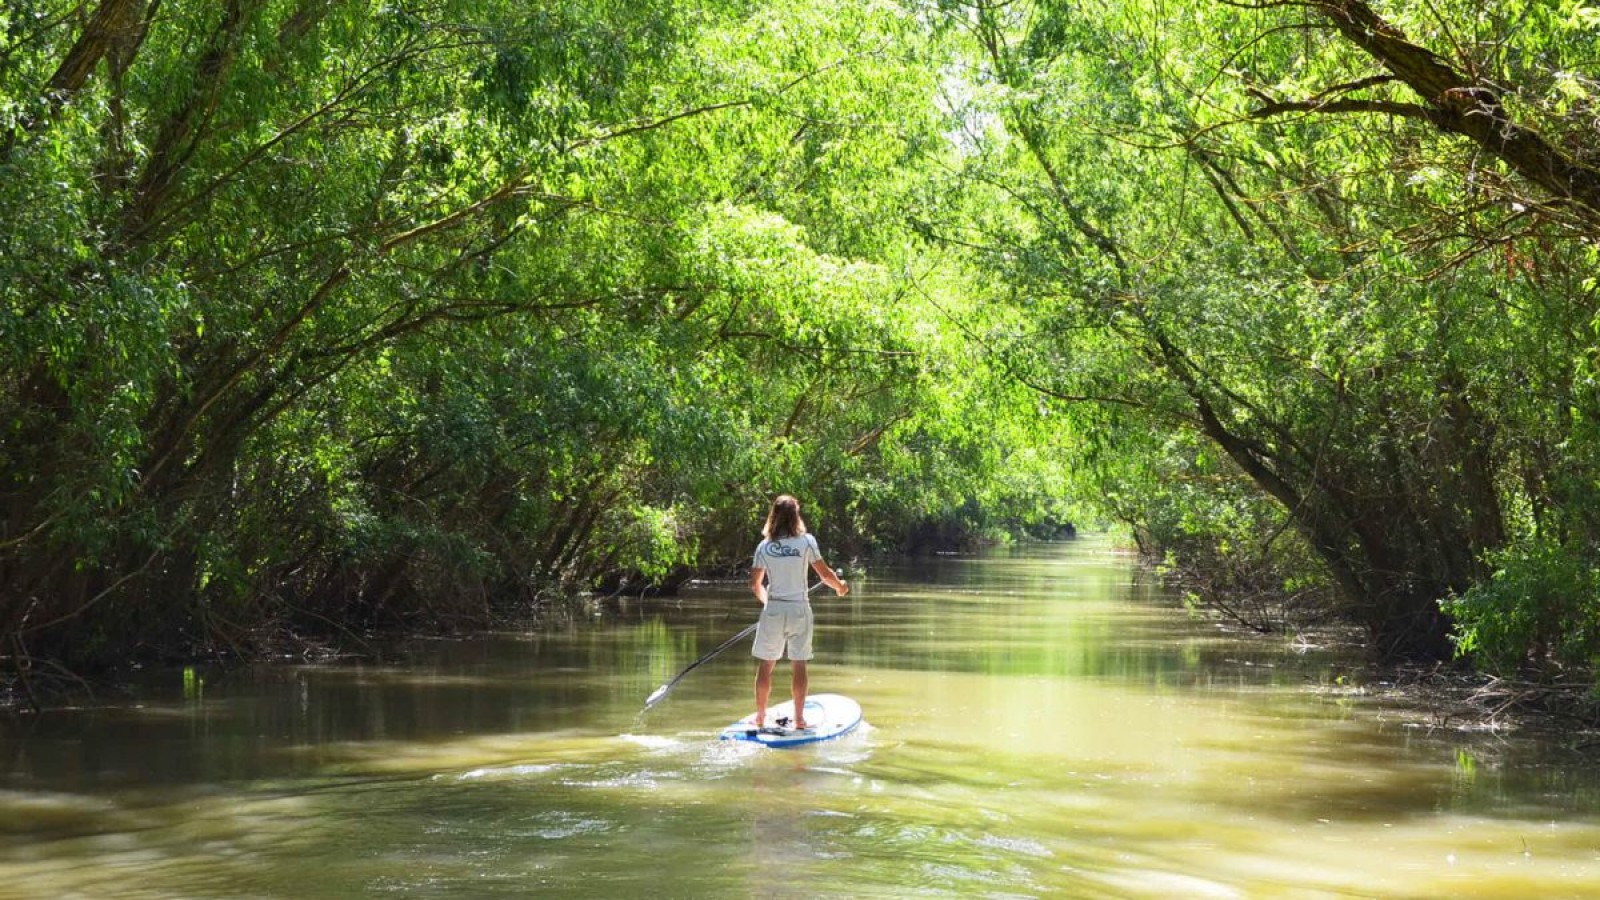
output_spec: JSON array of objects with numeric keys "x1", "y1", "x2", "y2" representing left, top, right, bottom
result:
[{"x1": 4, "y1": 0, "x2": 1600, "y2": 689}]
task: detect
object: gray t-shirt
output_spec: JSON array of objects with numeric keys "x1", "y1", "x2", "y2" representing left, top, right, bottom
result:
[{"x1": 753, "y1": 534, "x2": 821, "y2": 602}]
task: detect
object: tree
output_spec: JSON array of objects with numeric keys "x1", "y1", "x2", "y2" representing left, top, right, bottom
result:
[
  {"x1": 1, "y1": 0, "x2": 1069, "y2": 680},
  {"x1": 921, "y1": 0, "x2": 1600, "y2": 661}
]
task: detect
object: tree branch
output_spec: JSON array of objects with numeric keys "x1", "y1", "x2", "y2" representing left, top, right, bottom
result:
[
  {"x1": 0, "y1": 0, "x2": 145, "y2": 161},
  {"x1": 1249, "y1": 97, "x2": 1437, "y2": 122},
  {"x1": 1302, "y1": 0, "x2": 1600, "y2": 217}
]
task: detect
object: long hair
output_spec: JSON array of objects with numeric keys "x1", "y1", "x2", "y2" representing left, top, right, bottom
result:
[{"x1": 762, "y1": 494, "x2": 808, "y2": 540}]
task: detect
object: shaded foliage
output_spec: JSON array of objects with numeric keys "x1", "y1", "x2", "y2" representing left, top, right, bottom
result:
[{"x1": 0, "y1": 0, "x2": 1070, "y2": 679}]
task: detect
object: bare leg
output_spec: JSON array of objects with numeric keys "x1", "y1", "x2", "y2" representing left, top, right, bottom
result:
[
  {"x1": 791, "y1": 660, "x2": 809, "y2": 728},
  {"x1": 754, "y1": 659, "x2": 777, "y2": 726}
]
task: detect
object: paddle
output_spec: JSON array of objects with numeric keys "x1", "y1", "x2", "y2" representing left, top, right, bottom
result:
[{"x1": 642, "y1": 579, "x2": 826, "y2": 711}]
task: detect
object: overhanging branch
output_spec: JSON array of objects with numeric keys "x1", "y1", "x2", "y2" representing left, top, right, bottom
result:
[
  {"x1": 1299, "y1": 0, "x2": 1600, "y2": 217},
  {"x1": 1249, "y1": 97, "x2": 1436, "y2": 122}
]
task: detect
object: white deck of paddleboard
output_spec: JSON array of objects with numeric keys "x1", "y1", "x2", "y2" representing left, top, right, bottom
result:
[{"x1": 719, "y1": 693, "x2": 863, "y2": 748}]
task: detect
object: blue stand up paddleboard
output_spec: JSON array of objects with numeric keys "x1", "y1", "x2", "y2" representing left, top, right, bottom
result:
[{"x1": 719, "y1": 693, "x2": 862, "y2": 748}]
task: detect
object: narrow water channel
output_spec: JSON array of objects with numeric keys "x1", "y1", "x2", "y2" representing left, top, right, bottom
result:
[{"x1": 2, "y1": 538, "x2": 1598, "y2": 898}]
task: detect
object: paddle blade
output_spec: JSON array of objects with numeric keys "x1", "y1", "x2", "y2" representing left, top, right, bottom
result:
[{"x1": 643, "y1": 683, "x2": 670, "y2": 710}]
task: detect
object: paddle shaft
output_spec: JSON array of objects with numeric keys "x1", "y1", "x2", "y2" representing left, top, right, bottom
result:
[{"x1": 643, "y1": 579, "x2": 824, "y2": 710}]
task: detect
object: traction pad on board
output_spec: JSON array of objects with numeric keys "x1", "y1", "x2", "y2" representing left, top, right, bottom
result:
[{"x1": 745, "y1": 716, "x2": 815, "y2": 737}]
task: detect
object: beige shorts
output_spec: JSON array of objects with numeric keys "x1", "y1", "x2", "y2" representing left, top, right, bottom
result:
[{"x1": 752, "y1": 601, "x2": 814, "y2": 661}]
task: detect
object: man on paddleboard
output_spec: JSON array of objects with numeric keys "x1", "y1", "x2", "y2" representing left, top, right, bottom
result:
[{"x1": 750, "y1": 495, "x2": 849, "y2": 730}]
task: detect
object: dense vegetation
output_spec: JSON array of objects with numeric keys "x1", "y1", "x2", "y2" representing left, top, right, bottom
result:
[
  {"x1": 4, "y1": 1, "x2": 1600, "y2": 697},
  {"x1": 930, "y1": 0, "x2": 1600, "y2": 672},
  {"x1": 0, "y1": 0, "x2": 1074, "y2": 676}
]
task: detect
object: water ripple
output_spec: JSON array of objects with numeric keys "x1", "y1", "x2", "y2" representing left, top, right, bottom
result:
[{"x1": 452, "y1": 763, "x2": 564, "y2": 781}]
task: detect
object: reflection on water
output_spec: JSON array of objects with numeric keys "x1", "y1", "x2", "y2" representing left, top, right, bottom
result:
[{"x1": 2, "y1": 537, "x2": 1599, "y2": 898}]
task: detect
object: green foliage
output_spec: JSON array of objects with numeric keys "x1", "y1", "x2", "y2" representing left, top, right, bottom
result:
[
  {"x1": 0, "y1": 0, "x2": 1070, "y2": 673},
  {"x1": 1446, "y1": 541, "x2": 1600, "y2": 676},
  {"x1": 12, "y1": 0, "x2": 1600, "y2": 697},
  {"x1": 903, "y1": 0, "x2": 1600, "y2": 668}
]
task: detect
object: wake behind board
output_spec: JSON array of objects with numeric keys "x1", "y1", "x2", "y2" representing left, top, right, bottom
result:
[{"x1": 719, "y1": 693, "x2": 862, "y2": 748}]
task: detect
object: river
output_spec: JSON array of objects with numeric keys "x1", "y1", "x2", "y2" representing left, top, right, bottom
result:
[{"x1": 2, "y1": 538, "x2": 1597, "y2": 898}]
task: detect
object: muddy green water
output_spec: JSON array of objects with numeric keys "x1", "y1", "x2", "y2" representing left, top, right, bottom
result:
[{"x1": 3, "y1": 538, "x2": 1599, "y2": 898}]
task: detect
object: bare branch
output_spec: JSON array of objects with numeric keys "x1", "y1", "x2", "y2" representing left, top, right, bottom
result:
[{"x1": 1249, "y1": 97, "x2": 1436, "y2": 121}]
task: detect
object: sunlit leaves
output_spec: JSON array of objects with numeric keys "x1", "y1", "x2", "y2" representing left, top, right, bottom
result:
[
  {"x1": 905, "y1": 0, "x2": 1600, "y2": 663},
  {"x1": 1, "y1": 0, "x2": 1080, "y2": 672}
]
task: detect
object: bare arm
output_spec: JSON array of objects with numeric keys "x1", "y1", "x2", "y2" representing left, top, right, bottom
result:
[
  {"x1": 750, "y1": 567, "x2": 769, "y2": 605},
  {"x1": 810, "y1": 560, "x2": 849, "y2": 596}
]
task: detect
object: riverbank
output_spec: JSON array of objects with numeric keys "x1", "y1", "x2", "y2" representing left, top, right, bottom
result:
[{"x1": 1184, "y1": 598, "x2": 1600, "y2": 735}]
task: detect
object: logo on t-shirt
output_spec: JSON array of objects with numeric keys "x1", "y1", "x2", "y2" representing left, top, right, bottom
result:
[{"x1": 763, "y1": 542, "x2": 804, "y2": 559}]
